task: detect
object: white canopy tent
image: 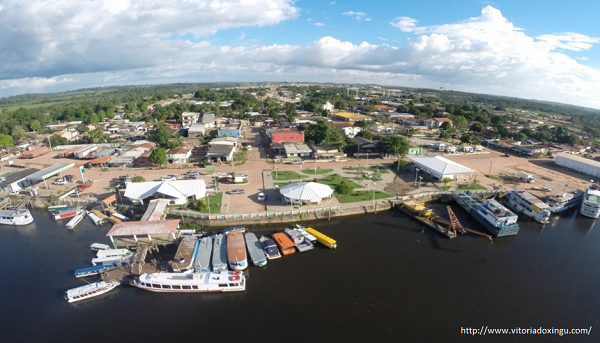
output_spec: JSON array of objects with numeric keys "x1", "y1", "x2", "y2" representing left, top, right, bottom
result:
[{"x1": 279, "y1": 182, "x2": 334, "y2": 205}]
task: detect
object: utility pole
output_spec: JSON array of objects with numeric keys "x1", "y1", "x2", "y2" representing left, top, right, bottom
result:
[{"x1": 488, "y1": 161, "x2": 493, "y2": 176}]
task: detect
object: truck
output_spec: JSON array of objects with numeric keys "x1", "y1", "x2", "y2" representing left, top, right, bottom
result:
[
  {"x1": 517, "y1": 171, "x2": 535, "y2": 183},
  {"x1": 21, "y1": 147, "x2": 51, "y2": 158}
]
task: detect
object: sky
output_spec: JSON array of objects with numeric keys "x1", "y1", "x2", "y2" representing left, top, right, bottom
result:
[{"x1": 1, "y1": 0, "x2": 600, "y2": 108}]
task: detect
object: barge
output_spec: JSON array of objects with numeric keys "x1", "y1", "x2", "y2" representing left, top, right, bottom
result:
[{"x1": 452, "y1": 191, "x2": 520, "y2": 237}]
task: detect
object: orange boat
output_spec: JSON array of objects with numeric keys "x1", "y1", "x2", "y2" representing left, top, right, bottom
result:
[
  {"x1": 227, "y1": 229, "x2": 248, "y2": 271},
  {"x1": 272, "y1": 232, "x2": 296, "y2": 256}
]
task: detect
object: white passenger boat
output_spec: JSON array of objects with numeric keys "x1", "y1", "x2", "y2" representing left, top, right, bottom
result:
[
  {"x1": 0, "y1": 207, "x2": 34, "y2": 226},
  {"x1": 91, "y1": 249, "x2": 134, "y2": 266},
  {"x1": 66, "y1": 211, "x2": 86, "y2": 230},
  {"x1": 580, "y1": 184, "x2": 600, "y2": 218},
  {"x1": 546, "y1": 189, "x2": 584, "y2": 213},
  {"x1": 294, "y1": 225, "x2": 317, "y2": 243},
  {"x1": 505, "y1": 189, "x2": 551, "y2": 224},
  {"x1": 87, "y1": 210, "x2": 107, "y2": 225},
  {"x1": 65, "y1": 280, "x2": 120, "y2": 302},
  {"x1": 130, "y1": 271, "x2": 245, "y2": 293},
  {"x1": 244, "y1": 232, "x2": 267, "y2": 267},
  {"x1": 212, "y1": 234, "x2": 228, "y2": 272}
]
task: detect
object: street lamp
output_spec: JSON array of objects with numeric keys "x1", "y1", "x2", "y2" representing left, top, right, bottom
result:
[
  {"x1": 414, "y1": 168, "x2": 420, "y2": 187},
  {"x1": 314, "y1": 156, "x2": 317, "y2": 173},
  {"x1": 366, "y1": 153, "x2": 369, "y2": 170},
  {"x1": 206, "y1": 194, "x2": 211, "y2": 215},
  {"x1": 417, "y1": 176, "x2": 423, "y2": 190}
]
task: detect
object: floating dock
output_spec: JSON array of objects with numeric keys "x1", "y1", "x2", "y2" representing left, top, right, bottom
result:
[
  {"x1": 304, "y1": 227, "x2": 337, "y2": 249},
  {"x1": 395, "y1": 202, "x2": 457, "y2": 239}
]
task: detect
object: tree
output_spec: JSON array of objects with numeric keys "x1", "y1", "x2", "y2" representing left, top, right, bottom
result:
[
  {"x1": 30, "y1": 120, "x2": 41, "y2": 133},
  {"x1": 147, "y1": 122, "x2": 172, "y2": 147},
  {"x1": 441, "y1": 177, "x2": 453, "y2": 188},
  {"x1": 49, "y1": 134, "x2": 69, "y2": 147},
  {"x1": 77, "y1": 123, "x2": 89, "y2": 133},
  {"x1": 335, "y1": 182, "x2": 353, "y2": 195},
  {"x1": 132, "y1": 176, "x2": 145, "y2": 182},
  {"x1": 469, "y1": 123, "x2": 483, "y2": 132},
  {"x1": 149, "y1": 148, "x2": 167, "y2": 168},
  {"x1": 440, "y1": 131, "x2": 452, "y2": 141},
  {"x1": 0, "y1": 134, "x2": 13, "y2": 148},
  {"x1": 376, "y1": 135, "x2": 410, "y2": 156},
  {"x1": 356, "y1": 130, "x2": 373, "y2": 140},
  {"x1": 86, "y1": 127, "x2": 106, "y2": 143},
  {"x1": 453, "y1": 116, "x2": 468, "y2": 132},
  {"x1": 11, "y1": 125, "x2": 26, "y2": 140},
  {"x1": 439, "y1": 121, "x2": 452, "y2": 131}
]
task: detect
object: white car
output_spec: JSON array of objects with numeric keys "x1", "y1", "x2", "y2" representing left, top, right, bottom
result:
[
  {"x1": 258, "y1": 193, "x2": 266, "y2": 201},
  {"x1": 247, "y1": 146, "x2": 252, "y2": 151},
  {"x1": 161, "y1": 175, "x2": 177, "y2": 181},
  {"x1": 53, "y1": 178, "x2": 68, "y2": 185}
]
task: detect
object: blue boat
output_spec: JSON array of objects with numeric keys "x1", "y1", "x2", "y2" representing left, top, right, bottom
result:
[
  {"x1": 452, "y1": 191, "x2": 520, "y2": 237},
  {"x1": 74, "y1": 263, "x2": 120, "y2": 278},
  {"x1": 194, "y1": 236, "x2": 213, "y2": 273}
]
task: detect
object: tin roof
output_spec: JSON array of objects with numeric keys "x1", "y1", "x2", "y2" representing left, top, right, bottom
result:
[{"x1": 106, "y1": 219, "x2": 180, "y2": 237}]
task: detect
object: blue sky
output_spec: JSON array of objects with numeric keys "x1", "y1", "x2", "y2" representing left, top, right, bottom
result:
[{"x1": 1, "y1": 0, "x2": 599, "y2": 108}]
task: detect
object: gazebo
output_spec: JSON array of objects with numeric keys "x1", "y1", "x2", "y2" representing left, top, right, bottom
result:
[{"x1": 279, "y1": 182, "x2": 334, "y2": 205}]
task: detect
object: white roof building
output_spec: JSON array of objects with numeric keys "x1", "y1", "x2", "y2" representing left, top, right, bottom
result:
[
  {"x1": 124, "y1": 180, "x2": 206, "y2": 205},
  {"x1": 409, "y1": 156, "x2": 475, "y2": 180},
  {"x1": 279, "y1": 182, "x2": 334, "y2": 205}
]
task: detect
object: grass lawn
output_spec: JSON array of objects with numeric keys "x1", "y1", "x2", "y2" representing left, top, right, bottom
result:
[
  {"x1": 274, "y1": 173, "x2": 361, "y2": 189},
  {"x1": 441, "y1": 186, "x2": 451, "y2": 191},
  {"x1": 272, "y1": 171, "x2": 302, "y2": 180},
  {"x1": 202, "y1": 192, "x2": 223, "y2": 214},
  {"x1": 343, "y1": 166, "x2": 390, "y2": 174},
  {"x1": 456, "y1": 184, "x2": 487, "y2": 191},
  {"x1": 336, "y1": 190, "x2": 393, "y2": 203},
  {"x1": 301, "y1": 168, "x2": 333, "y2": 175}
]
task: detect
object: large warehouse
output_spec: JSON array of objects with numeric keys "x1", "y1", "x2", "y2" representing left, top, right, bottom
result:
[
  {"x1": 555, "y1": 153, "x2": 600, "y2": 178},
  {"x1": 409, "y1": 156, "x2": 474, "y2": 180}
]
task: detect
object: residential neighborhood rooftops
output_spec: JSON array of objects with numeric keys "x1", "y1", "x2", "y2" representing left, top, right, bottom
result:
[{"x1": 333, "y1": 112, "x2": 370, "y2": 120}]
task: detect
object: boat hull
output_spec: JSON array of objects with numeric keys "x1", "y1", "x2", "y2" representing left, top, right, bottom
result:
[
  {"x1": 0, "y1": 208, "x2": 34, "y2": 226},
  {"x1": 65, "y1": 280, "x2": 120, "y2": 303},
  {"x1": 130, "y1": 272, "x2": 245, "y2": 293},
  {"x1": 451, "y1": 192, "x2": 520, "y2": 237}
]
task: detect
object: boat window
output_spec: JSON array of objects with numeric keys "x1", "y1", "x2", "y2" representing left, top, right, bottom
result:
[
  {"x1": 173, "y1": 285, "x2": 182, "y2": 289},
  {"x1": 229, "y1": 283, "x2": 237, "y2": 287},
  {"x1": 191, "y1": 285, "x2": 198, "y2": 289},
  {"x1": 219, "y1": 283, "x2": 228, "y2": 287},
  {"x1": 150, "y1": 284, "x2": 157, "y2": 288},
  {"x1": 182, "y1": 285, "x2": 191, "y2": 290},
  {"x1": 161, "y1": 285, "x2": 168, "y2": 289}
]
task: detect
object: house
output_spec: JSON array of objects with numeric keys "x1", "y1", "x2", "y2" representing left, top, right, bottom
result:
[
  {"x1": 424, "y1": 118, "x2": 453, "y2": 129},
  {"x1": 331, "y1": 122, "x2": 362, "y2": 138},
  {"x1": 168, "y1": 145, "x2": 193, "y2": 164},
  {"x1": 268, "y1": 128, "x2": 305, "y2": 143},
  {"x1": 332, "y1": 112, "x2": 370, "y2": 122},
  {"x1": 209, "y1": 137, "x2": 239, "y2": 146},
  {"x1": 459, "y1": 145, "x2": 474, "y2": 153},
  {"x1": 311, "y1": 144, "x2": 346, "y2": 160},
  {"x1": 407, "y1": 147, "x2": 423, "y2": 155},
  {"x1": 201, "y1": 113, "x2": 216, "y2": 129},
  {"x1": 318, "y1": 101, "x2": 334, "y2": 111},
  {"x1": 181, "y1": 112, "x2": 200, "y2": 128},
  {"x1": 188, "y1": 123, "x2": 206, "y2": 137},
  {"x1": 0, "y1": 168, "x2": 40, "y2": 193},
  {"x1": 217, "y1": 124, "x2": 242, "y2": 138},
  {"x1": 352, "y1": 137, "x2": 378, "y2": 155},
  {"x1": 271, "y1": 142, "x2": 312, "y2": 158},
  {"x1": 53, "y1": 131, "x2": 79, "y2": 141},
  {"x1": 444, "y1": 145, "x2": 458, "y2": 153},
  {"x1": 134, "y1": 150, "x2": 158, "y2": 167},
  {"x1": 206, "y1": 144, "x2": 236, "y2": 162}
]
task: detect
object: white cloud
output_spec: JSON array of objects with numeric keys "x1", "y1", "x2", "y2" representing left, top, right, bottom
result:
[
  {"x1": 313, "y1": 22, "x2": 325, "y2": 27},
  {"x1": 1, "y1": 4, "x2": 600, "y2": 109},
  {"x1": 342, "y1": 11, "x2": 369, "y2": 21}
]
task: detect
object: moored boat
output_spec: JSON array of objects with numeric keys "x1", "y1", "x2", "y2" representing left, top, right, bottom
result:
[
  {"x1": 244, "y1": 232, "x2": 268, "y2": 267},
  {"x1": 304, "y1": 228, "x2": 337, "y2": 249},
  {"x1": 227, "y1": 229, "x2": 248, "y2": 271},
  {"x1": 272, "y1": 232, "x2": 296, "y2": 255},
  {"x1": 65, "y1": 280, "x2": 120, "y2": 302},
  {"x1": 74, "y1": 263, "x2": 121, "y2": 278},
  {"x1": 0, "y1": 207, "x2": 34, "y2": 226},
  {"x1": 90, "y1": 243, "x2": 111, "y2": 251},
  {"x1": 284, "y1": 227, "x2": 314, "y2": 252},
  {"x1": 259, "y1": 236, "x2": 281, "y2": 260},
  {"x1": 66, "y1": 211, "x2": 87, "y2": 230},
  {"x1": 91, "y1": 249, "x2": 134, "y2": 266},
  {"x1": 130, "y1": 271, "x2": 245, "y2": 293},
  {"x1": 505, "y1": 189, "x2": 551, "y2": 224},
  {"x1": 54, "y1": 207, "x2": 83, "y2": 220},
  {"x1": 48, "y1": 205, "x2": 76, "y2": 213},
  {"x1": 545, "y1": 189, "x2": 584, "y2": 213},
  {"x1": 452, "y1": 191, "x2": 520, "y2": 237},
  {"x1": 294, "y1": 225, "x2": 317, "y2": 243},
  {"x1": 194, "y1": 236, "x2": 213, "y2": 273},
  {"x1": 88, "y1": 210, "x2": 107, "y2": 225},
  {"x1": 212, "y1": 234, "x2": 228, "y2": 272},
  {"x1": 580, "y1": 184, "x2": 600, "y2": 218}
]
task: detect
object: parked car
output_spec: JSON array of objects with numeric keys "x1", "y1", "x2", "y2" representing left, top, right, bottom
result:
[
  {"x1": 541, "y1": 187, "x2": 552, "y2": 192},
  {"x1": 246, "y1": 146, "x2": 252, "y2": 151},
  {"x1": 53, "y1": 178, "x2": 67, "y2": 185},
  {"x1": 258, "y1": 193, "x2": 266, "y2": 201},
  {"x1": 217, "y1": 177, "x2": 231, "y2": 183},
  {"x1": 187, "y1": 172, "x2": 200, "y2": 178},
  {"x1": 64, "y1": 174, "x2": 75, "y2": 182},
  {"x1": 289, "y1": 160, "x2": 303, "y2": 164},
  {"x1": 227, "y1": 189, "x2": 245, "y2": 195},
  {"x1": 161, "y1": 175, "x2": 177, "y2": 181}
]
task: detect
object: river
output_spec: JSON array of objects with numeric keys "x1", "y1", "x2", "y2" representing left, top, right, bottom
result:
[{"x1": 0, "y1": 207, "x2": 598, "y2": 342}]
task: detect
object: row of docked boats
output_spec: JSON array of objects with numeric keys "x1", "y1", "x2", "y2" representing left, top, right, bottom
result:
[
  {"x1": 48, "y1": 205, "x2": 124, "y2": 229},
  {"x1": 450, "y1": 184, "x2": 599, "y2": 238}
]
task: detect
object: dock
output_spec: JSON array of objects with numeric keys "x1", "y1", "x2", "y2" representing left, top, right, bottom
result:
[
  {"x1": 304, "y1": 227, "x2": 337, "y2": 249},
  {"x1": 101, "y1": 245, "x2": 156, "y2": 282},
  {"x1": 395, "y1": 202, "x2": 457, "y2": 239}
]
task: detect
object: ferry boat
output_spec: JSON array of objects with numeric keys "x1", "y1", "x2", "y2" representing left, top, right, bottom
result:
[
  {"x1": 91, "y1": 249, "x2": 134, "y2": 266},
  {"x1": 90, "y1": 243, "x2": 111, "y2": 251},
  {"x1": 546, "y1": 189, "x2": 584, "y2": 214},
  {"x1": 88, "y1": 210, "x2": 107, "y2": 225},
  {"x1": 48, "y1": 205, "x2": 76, "y2": 213},
  {"x1": 244, "y1": 232, "x2": 267, "y2": 267},
  {"x1": 66, "y1": 211, "x2": 86, "y2": 230},
  {"x1": 226, "y1": 229, "x2": 248, "y2": 271},
  {"x1": 65, "y1": 280, "x2": 120, "y2": 302},
  {"x1": 0, "y1": 207, "x2": 34, "y2": 226},
  {"x1": 194, "y1": 236, "x2": 213, "y2": 273},
  {"x1": 212, "y1": 234, "x2": 228, "y2": 272},
  {"x1": 304, "y1": 228, "x2": 337, "y2": 249},
  {"x1": 452, "y1": 191, "x2": 520, "y2": 237},
  {"x1": 284, "y1": 227, "x2": 314, "y2": 252},
  {"x1": 505, "y1": 189, "x2": 551, "y2": 224},
  {"x1": 272, "y1": 232, "x2": 296, "y2": 255},
  {"x1": 580, "y1": 184, "x2": 600, "y2": 218},
  {"x1": 259, "y1": 236, "x2": 281, "y2": 260},
  {"x1": 130, "y1": 271, "x2": 245, "y2": 293},
  {"x1": 74, "y1": 263, "x2": 121, "y2": 278}
]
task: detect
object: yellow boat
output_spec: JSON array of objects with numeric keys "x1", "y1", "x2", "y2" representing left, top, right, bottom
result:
[
  {"x1": 304, "y1": 227, "x2": 337, "y2": 249},
  {"x1": 91, "y1": 210, "x2": 107, "y2": 220},
  {"x1": 107, "y1": 216, "x2": 122, "y2": 224}
]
